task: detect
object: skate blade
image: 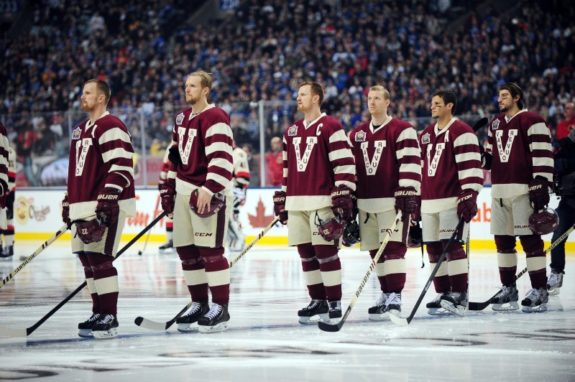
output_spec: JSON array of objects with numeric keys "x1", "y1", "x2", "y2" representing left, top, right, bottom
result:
[
  {"x1": 368, "y1": 312, "x2": 389, "y2": 321},
  {"x1": 177, "y1": 323, "x2": 199, "y2": 333},
  {"x1": 298, "y1": 313, "x2": 329, "y2": 325},
  {"x1": 492, "y1": 302, "x2": 519, "y2": 312},
  {"x1": 547, "y1": 288, "x2": 560, "y2": 296},
  {"x1": 427, "y1": 308, "x2": 452, "y2": 316},
  {"x1": 78, "y1": 329, "x2": 93, "y2": 338},
  {"x1": 440, "y1": 301, "x2": 466, "y2": 317},
  {"x1": 92, "y1": 328, "x2": 118, "y2": 339},
  {"x1": 198, "y1": 322, "x2": 228, "y2": 333},
  {"x1": 521, "y1": 303, "x2": 548, "y2": 313}
]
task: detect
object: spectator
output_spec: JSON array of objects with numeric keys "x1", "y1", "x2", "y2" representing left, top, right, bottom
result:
[{"x1": 265, "y1": 136, "x2": 283, "y2": 186}]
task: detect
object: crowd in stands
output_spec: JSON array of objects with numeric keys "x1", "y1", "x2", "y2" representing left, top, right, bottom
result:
[{"x1": 0, "y1": 0, "x2": 573, "y2": 186}]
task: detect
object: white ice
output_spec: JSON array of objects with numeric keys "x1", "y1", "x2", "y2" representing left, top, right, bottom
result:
[{"x1": 0, "y1": 240, "x2": 574, "y2": 382}]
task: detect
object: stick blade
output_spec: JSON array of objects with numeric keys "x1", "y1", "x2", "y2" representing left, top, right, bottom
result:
[
  {"x1": 473, "y1": 117, "x2": 489, "y2": 132},
  {"x1": 134, "y1": 316, "x2": 169, "y2": 331},
  {"x1": 389, "y1": 313, "x2": 409, "y2": 326},
  {"x1": 468, "y1": 301, "x2": 490, "y2": 311},
  {"x1": 317, "y1": 321, "x2": 342, "y2": 332},
  {"x1": 0, "y1": 325, "x2": 29, "y2": 338}
]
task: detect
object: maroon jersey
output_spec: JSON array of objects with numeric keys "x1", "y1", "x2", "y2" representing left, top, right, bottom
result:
[
  {"x1": 171, "y1": 105, "x2": 233, "y2": 195},
  {"x1": 350, "y1": 117, "x2": 421, "y2": 213},
  {"x1": 420, "y1": 118, "x2": 483, "y2": 212},
  {"x1": 0, "y1": 122, "x2": 9, "y2": 196},
  {"x1": 485, "y1": 110, "x2": 553, "y2": 198},
  {"x1": 67, "y1": 112, "x2": 136, "y2": 219},
  {"x1": 283, "y1": 113, "x2": 356, "y2": 211}
]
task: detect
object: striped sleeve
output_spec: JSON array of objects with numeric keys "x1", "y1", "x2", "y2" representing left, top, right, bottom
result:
[
  {"x1": 159, "y1": 146, "x2": 174, "y2": 185},
  {"x1": 281, "y1": 136, "x2": 288, "y2": 192},
  {"x1": 328, "y1": 128, "x2": 356, "y2": 191},
  {"x1": 203, "y1": 122, "x2": 234, "y2": 194},
  {"x1": 98, "y1": 125, "x2": 135, "y2": 191},
  {"x1": 396, "y1": 127, "x2": 422, "y2": 193},
  {"x1": 0, "y1": 124, "x2": 9, "y2": 195},
  {"x1": 527, "y1": 122, "x2": 554, "y2": 182},
  {"x1": 7, "y1": 147, "x2": 16, "y2": 191},
  {"x1": 453, "y1": 131, "x2": 484, "y2": 193}
]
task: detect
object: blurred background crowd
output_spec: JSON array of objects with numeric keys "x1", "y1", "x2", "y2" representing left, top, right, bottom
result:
[{"x1": 0, "y1": 0, "x2": 573, "y2": 187}]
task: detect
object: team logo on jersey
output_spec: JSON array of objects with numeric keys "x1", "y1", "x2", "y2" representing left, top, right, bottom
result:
[
  {"x1": 176, "y1": 112, "x2": 185, "y2": 125},
  {"x1": 421, "y1": 132, "x2": 431, "y2": 144},
  {"x1": 72, "y1": 127, "x2": 81, "y2": 140},
  {"x1": 288, "y1": 125, "x2": 298, "y2": 137},
  {"x1": 491, "y1": 119, "x2": 500, "y2": 130},
  {"x1": 355, "y1": 131, "x2": 366, "y2": 142}
]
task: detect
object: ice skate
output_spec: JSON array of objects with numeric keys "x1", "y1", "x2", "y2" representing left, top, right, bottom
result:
[
  {"x1": 297, "y1": 299, "x2": 328, "y2": 324},
  {"x1": 176, "y1": 302, "x2": 210, "y2": 332},
  {"x1": 491, "y1": 285, "x2": 519, "y2": 311},
  {"x1": 198, "y1": 303, "x2": 230, "y2": 333},
  {"x1": 521, "y1": 288, "x2": 548, "y2": 313},
  {"x1": 426, "y1": 293, "x2": 451, "y2": 315},
  {"x1": 547, "y1": 270, "x2": 564, "y2": 296},
  {"x1": 320, "y1": 301, "x2": 342, "y2": 323},
  {"x1": 369, "y1": 292, "x2": 401, "y2": 320},
  {"x1": 368, "y1": 292, "x2": 388, "y2": 320},
  {"x1": 158, "y1": 240, "x2": 173, "y2": 253},
  {"x1": 91, "y1": 314, "x2": 119, "y2": 339},
  {"x1": 0, "y1": 244, "x2": 11, "y2": 259},
  {"x1": 440, "y1": 291, "x2": 468, "y2": 316},
  {"x1": 77, "y1": 313, "x2": 100, "y2": 338}
]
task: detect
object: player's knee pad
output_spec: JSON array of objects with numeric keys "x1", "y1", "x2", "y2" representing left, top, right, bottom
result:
[
  {"x1": 314, "y1": 244, "x2": 339, "y2": 265},
  {"x1": 494, "y1": 235, "x2": 516, "y2": 253},
  {"x1": 383, "y1": 241, "x2": 407, "y2": 260},
  {"x1": 77, "y1": 252, "x2": 90, "y2": 267},
  {"x1": 519, "y1": 234, "x2": 544, "y2": 254},
  {"x1": 297, "y1": 243, "x2": 315, "y2": 261},
  {"x1": 86, "y1": 252, "x2": 115, "y2": 274},
  {"x1": 426, "y1": 241, "x2": 443, "y2": 262},
  {"x1": 369, "y1": 249, "x2": 384, "y2": 263},
  {"x1": 198, "y1": 247, "x2": 226, "y2": 264},
  {"x1": 444, "y1": 241, "x2": 466, "y2": 261},
  {"x1": 177, "y1": 245, "x2": 203, "y2": 267}
]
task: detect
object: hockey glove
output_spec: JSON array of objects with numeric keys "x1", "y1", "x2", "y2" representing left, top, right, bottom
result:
[
  {"x1": 394, "y1": 186, "x2": 421, "y2": 221},
  {"x1": 528, "y1": 176, "x2": 550, "y2": 211},
  {"x1": 159, "y1": 179, "x2": 176, "y2": 217},
  {"x1": 457, "y1": 189, "x2": 478, "y2": 223},
  {"x1": 95, "y1": 188, "x2": 120, "y2": 226},
  {"x1": 168, "y1": 145, "x2": 182, "y2": 168},
  {"x1": 331, "y1": 185, "x2": 354, "y2": 221},
  {"x1": 61, "y1": 194, "x2": 71, "y2": 226},
  {"x1": 273, "y1": 190, "x2": 288, "y2": 225}
]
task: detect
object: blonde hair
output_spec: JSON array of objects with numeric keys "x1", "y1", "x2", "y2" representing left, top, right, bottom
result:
[
  {"x1": 187, "y1": 70, "x2": 213, "y2": 90},
  {"x1": 369, "y1": 85, "x2": 390, "y2": 100}
]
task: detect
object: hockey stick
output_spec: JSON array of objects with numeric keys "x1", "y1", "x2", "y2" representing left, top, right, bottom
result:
[
  {"x1": 134, "y1": 217, "x2": 280, "y2": 331},
  {"x1": 1, "y1": 223, "x2": 69, "y2": 289},
  {"x1": 472, "y1": 117, "x2": 489, "y2": 133},
  {"x1": 390, "y1": 218, "x2": 465, "y2": 326},
  {"x1": 318, "y1": 211, "x2": 402, "y2": 332},
  {"x1": 0, "y1": 212, "x2": 166, "y2": 338},
  {"x1": 138, "y1": 195, "x2": 161, "y2": 256},
  {"x1": 468, "y1": 223, "x2": 575, "y2": 311}
]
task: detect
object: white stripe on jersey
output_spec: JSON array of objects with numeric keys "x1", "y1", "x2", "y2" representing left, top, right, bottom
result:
[
  {"x1": 328, "y1": 148, "x2": 353, "y2": 162},
  {"x1": 453, "y1": 132, "x2": 479, "y2": 147},
  {"x1": 208, "y1": 157, "x2": 234, "y2": 173},
  {"x1": 396, "y1": 146, "x2": 420, "y2": 159},
  {"x1": 206, "y1": 142, "x2": 232, "y2": 156},
  {"x1": 101, "y1": 148, "x2": 133, "y2": 163},
  {"x1": 110, "y1": 164, "x2": 135, "y2": 176},
  {"x1": 455, "y1": 152, "x2": 481, "y2": 163},
  {"x1": 98, "y1": 127, "x2": 131, "y2": 145},
  {"x1": 206, "y1": 122, "x2": 234, "y2": 138},
  {"x1": 206, "y1": 172, "x2": 231, "y2": 190}
]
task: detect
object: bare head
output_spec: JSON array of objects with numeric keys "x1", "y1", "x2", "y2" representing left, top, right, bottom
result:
[
  {"x1": 185, "y1": 70, "x2": 212, "y2": 105},
  {"x1": 367, "y1": 85, "x2": 391, "y2": 118},
  {"x1": 81, "y1": 79, "x2": 111, "y2": 113},
  {"x1": 430, "y1": 90, "x2": 457, "y2": 120},
  {"x1": 297, "y1": 81, "x2": 323, "y2": 114},
  {"x1": 498, "y1": 82, "x2": 524, "y2": 114}
]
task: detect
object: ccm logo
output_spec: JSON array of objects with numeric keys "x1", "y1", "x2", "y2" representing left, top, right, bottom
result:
[{"x1": 195, "y1": 232, "x2": 213, "y2": 237}]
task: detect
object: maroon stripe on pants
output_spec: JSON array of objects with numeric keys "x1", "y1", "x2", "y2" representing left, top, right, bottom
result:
[
  {"x1": 177, "y1": 245, "x2": 209, "y2": 302},
  {"x1": 77, "y1": 252, "x2": 100, "y2": 314},
  {"x1": 199, "y1": 247, "x2": 230, "y2": 305},
  {"x1": 314, "y1": 245, "x2": 341, "y2": 301},
  {"x1": 382, "y1": 241, "x2": 406, "y2": 293},
  {"x1": 87, "y1": 252, "x2": 118, "y2": 315},
  {"x1": 298, "y1": 243, "x2": 325, "y2": 300},
  {"x1": 446, "y1": 242, "x2": 468, "y2": 293}
]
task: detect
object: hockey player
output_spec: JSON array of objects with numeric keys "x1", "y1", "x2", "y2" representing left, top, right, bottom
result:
[
  {"x1": 482, "y1": 83, "x2": 553, "y2": 313},
  {"x1": 228, "y1": 144, "x2": 250, "y2": 252},
  {"x1": 273, "y1": 81, "x2": 356, "y2": 324},
  {"x1": 0, "y1": 122, "x2": 9, "y2": 246},
  {"x1": 160, "y1": 70, "x2": 234, "y2": 333},
  {"x1": 0, "y1": 144, "x2": 15, "y2": 258},
  {"x1": 62, "y1": 79, "x2": 136, "y2": 338},
  {"x1": 420, "y1": 90, "x2": 483, "y2": 316},
  {"x1": 157, "y1": 147, "x2": 174, "y2": 252},
  {"x1": 349, "y1": 85, "x2": 421, "y2": 320}
]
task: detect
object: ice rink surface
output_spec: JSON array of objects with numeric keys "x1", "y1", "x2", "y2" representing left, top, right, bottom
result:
[{"x1": 0, "y1": 240, "x2": 574, "y2": 382}]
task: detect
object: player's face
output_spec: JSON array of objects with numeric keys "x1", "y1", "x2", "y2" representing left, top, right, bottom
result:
[
  {"x1": 80, "y1": 82, "x2": 101, "y2": 112},
  {"x1": 430, "y1": 96, "x2": 449, "y2": 119},
  {"x1": 498, "y1": 90, "x2": 515, "y2": 113},
  {"x1": 185, "y1": 75, "x2": 206, "y2": 104},
  {"x1": 367, "y1": 90, "x2": 389, "y2": 116},
  {"x1": 297, "y1": 85, "x2": 315, "y2": 113}
]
